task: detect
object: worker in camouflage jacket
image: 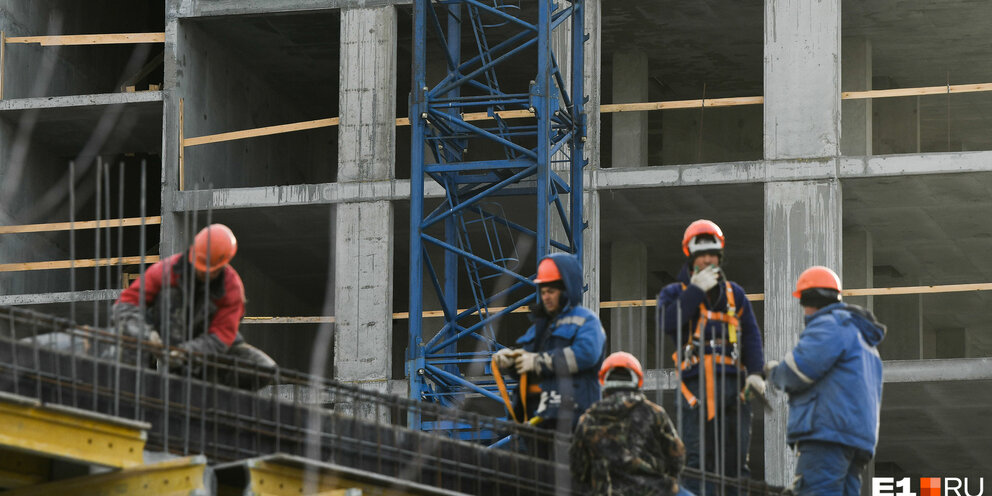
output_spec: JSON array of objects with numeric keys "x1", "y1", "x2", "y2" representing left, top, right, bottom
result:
[{"x1": 570, "y1": 352, "x2": 693, "y2": 496}]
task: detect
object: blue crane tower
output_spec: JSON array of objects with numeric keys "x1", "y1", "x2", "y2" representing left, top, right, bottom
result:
[{"x1": 407, "y1": 0, "x2": 587, "y2": 434}]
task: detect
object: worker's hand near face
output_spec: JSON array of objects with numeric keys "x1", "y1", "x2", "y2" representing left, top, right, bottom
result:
[{"x1": 690, "y1": 265, "x2": 721, "y2": 291}]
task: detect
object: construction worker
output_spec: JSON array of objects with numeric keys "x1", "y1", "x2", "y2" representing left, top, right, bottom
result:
[
  {"x1": 570, "y1": 351, "x2": 691, "y2": 496},
  {"x1": 493, "y1": 253, "x2": 607, "y2": 432},
  {"x1": 765, "y1": 266, "x2": 885, "y2": 496},
  {"x1": 656, "y1": 219, "x2": 765, "y2": 494},
  {"x1": 112, "y1": 224, "x2": 276, "y2": 378}
]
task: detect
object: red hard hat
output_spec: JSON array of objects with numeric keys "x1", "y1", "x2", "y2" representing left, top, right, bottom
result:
[
  {"x1": 598, "y1": 351, "x2": 644, "y2": 389},
  {"x1": 189, "y1": 224, "x2": 237, "y2": 274},
  {"x1": 533, "y1": 257, "x2": 562, "y2": 284},
  {"x1": 682, "y1": 219, "x2": 725, "y2": 256},
  {"x1": 793, "y1": 266, "x2": 841, "y2": 298}
]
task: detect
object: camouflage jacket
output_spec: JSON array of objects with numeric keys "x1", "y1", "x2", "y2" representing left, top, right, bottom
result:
[{"x1": 570, "y1": 390, "x2": 686, "y2": 496}]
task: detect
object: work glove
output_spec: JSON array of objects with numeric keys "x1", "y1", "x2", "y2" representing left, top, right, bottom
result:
[
  {"x1": 493, "y1": 347, "x2": 520, "y2": 370},
  {"x1": 690, "y1": 265, "x2": 720, "y2": 292},
  {"x1": 515, "y1": 351, "x2": 552, "y2": 376},
  {"x1": 763, "y1": 359, "x2": 780, "y2": 379},
  {"x1": 112, "y1": 303, "x2": 162, "y2": 346},
  {"x1": 741, "y1": 373, "x2": 772, "y2": 409}
]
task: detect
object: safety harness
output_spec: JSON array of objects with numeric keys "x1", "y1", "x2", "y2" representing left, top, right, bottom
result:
[
  {"x1": 672, "y1": 281, "x2": 744, "y2": 420},
  {"x1": 492, "y1": 355, "x2": 543, "y2": 424}
]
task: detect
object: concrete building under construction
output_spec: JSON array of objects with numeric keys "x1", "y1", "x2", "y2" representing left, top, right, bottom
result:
[{"x1": 0, "y1": 0, "x2": 990, "y2": 491}]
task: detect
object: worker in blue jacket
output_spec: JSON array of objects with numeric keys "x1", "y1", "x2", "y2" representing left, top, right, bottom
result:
[
  {"x1": 657, "y1": 219, "x2": 765, "y2": 495},
  {"x1": 766, "y1": 266, "x2": 885, "y2": 496},
  {"x1": 494, "y1": 253, "x2": 607, "y2": 432}
]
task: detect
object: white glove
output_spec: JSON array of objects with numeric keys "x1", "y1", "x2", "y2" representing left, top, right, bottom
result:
[
  {"x1": 493, "y1": 348, "x2": 520, "y2": 370},
  {"x1": 514, "y1": 351, "x2": 551, "y2": 376},
  {"x1": 763, "y1": 359, "x2": 780, "y2": 379},
  {"x1": 743, "y1": 374, "x2": 766, "y2": 398},
  {"x1": 690, "y1": 265, "x2": 720, "y2": 291}
]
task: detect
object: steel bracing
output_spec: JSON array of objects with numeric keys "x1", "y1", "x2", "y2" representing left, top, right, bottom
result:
[{"x1": 408, "y1": 0, "x2": 587, "y2": 431}]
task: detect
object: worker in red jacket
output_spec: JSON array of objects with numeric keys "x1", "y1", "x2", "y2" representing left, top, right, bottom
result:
[{"x1": 112, "y1": 224, "x2": 275, "y2": 374}]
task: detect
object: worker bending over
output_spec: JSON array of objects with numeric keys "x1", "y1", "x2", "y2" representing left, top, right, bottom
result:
[
  {"x1": 113, "y1": 224, "x2": 275, "y2": 378},
  {"x1": 571, "y1": 351, "x2": 692, "y2": 496},
  {"x1": 766, "y1": 266, "x2": 885, "y2": 496},
  {"x1": 494, "y1": 253, "x2": 607, "y2": 431},
  {"x1": 657, "y1": 219, "x2": 765, "y2": 494}
]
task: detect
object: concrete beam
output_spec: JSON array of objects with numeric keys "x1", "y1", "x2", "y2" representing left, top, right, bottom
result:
[
  {"x1": 174, "y1": 181, "x2": 444, "y2": 211},
  {"x1": 175, "y1": 0, "x2": 409, "y2": 18},
  {"x1": 0, "y1": 92, "x2": 162, "y2": 111},
  {"x1": 0, "y1": 290, "x2": 120, "y2": 306},
  {"x1": 882, "y1": 358, "x2": 992, "y2": 382},
  {"x1": 643, "y1": 358, "x2": 992, "y2": 391},
  {"x1": 837, "y1": 150, "x2": 992, "y2": 177}
]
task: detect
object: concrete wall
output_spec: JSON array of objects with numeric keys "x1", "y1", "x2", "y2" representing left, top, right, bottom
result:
[{"x1": 177, "y1": 18, "x2": 336, "y2": 190}]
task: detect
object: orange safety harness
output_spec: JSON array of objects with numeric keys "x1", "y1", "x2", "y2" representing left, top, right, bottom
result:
[
  {"x1": 672, "y1": 281, "x2": 744, "y2": 421},
  {"x1": 492, "y1": 355, "x2": 543, "y2": 424}
]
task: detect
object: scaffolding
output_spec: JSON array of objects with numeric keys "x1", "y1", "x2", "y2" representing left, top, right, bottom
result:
[{"x1": 407, "y1": 0, "x2": 587, "y2": 432}]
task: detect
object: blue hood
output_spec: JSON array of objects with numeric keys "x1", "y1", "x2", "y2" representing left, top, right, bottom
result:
[
  {"x1": 540, "y1": 252, "x2": 584, "y2": 312},
  {"x1": 807, "y1": 302, "x2": 886, "y2": 347}
]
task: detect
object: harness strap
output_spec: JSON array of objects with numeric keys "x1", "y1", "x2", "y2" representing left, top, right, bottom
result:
[
  {"x1": 676, "y1": 280, "x2": 742, "y2": 421},
  {"x1": 491, "y1": 355, "x2": 541, "y2": 423}
]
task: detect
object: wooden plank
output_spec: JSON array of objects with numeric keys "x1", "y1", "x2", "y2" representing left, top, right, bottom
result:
[
  {"x1": 183, "y1": 117, "x2": 339, "y2": 147},
  {"x1": 0, "y1": 256, "x2": 160, "y2": 273},
  {"x1": 0, "y1": 216, "x2": 162, "y2": 234},
  {"x1": 601, "y1": 96, "x2": 764, "y2": 113},
  {"x1": 842, "y1": 82, "x2": 992, "y2": 100},
  {"x1": 841, "y1": 283, "x2": 992, "y2": 296},
  {"x1": 5, "y1": 33, "x2": 165, "y2": 46}
]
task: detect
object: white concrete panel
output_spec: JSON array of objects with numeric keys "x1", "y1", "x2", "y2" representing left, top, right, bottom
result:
[
  {"x1": 764, "y1": 0, "x2": 841, "y2": 159},
  {"x1": 333, "y1": 200, "x2": 393, "y2": 383},
  {"x1": 338, "y1": 7, "x2": 396, "y2": 182},
  {"x1": 763, "y1": 179, "x2": 842, "y2": 485}
]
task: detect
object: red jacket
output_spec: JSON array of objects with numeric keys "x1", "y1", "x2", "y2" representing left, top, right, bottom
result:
[{"x1": 117, "y1": 253, "x2": 245, "y2": 346}]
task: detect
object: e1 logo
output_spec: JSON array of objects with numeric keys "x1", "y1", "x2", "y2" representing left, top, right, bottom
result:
[{"x1": 873, "y1": 477, "x2": 985, "y2": 496}]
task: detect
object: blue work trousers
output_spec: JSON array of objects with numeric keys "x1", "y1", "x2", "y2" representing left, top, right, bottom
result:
[
  {"x1": 677, "y1": 374, "x2": 751, "y2": 496},
  {"x1": 793, "y1": 441, "x2": 872, "y2": 496}
]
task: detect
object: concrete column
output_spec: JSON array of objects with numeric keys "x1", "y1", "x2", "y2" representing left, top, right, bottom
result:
[
  {"x1": 841, "y1": 38, "x2": 872, "y2": 156},
  {"x1": 611, "y1": 51, "x2": 648, "y2": 167},
  {"x1": 764, "y1": 0, "x2": 841, "y2": 159},
  {"x1": 763, "y1": 0, "x2": 842, "y2": 483},
  {"x1": 764, "y1": 180, "x2": 842, "y2": 484},
  {"x1": 334, "y1": 7, "x2": 396, "y2": 409},
  {"x1": 610, "y1": 242, "x2": 647, "y2": 359},
  {"x1": 842, "y1": 228, "x2": 873, "y2": 311},
  {"x1": 582, "y1": 0, "x2": 602, "y2": 310}
]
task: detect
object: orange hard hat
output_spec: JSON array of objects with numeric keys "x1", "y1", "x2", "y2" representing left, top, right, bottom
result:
[
  {"x1": 793, "y1": 266, "x2": 841, "y2": 298},
  {"x1": 682, "y1": 219, "x2": 725, "y2": 256},
  {"x1": 598, "y1": 351, "x2": 644, "y2": 389},
  {"x1": 189, "y1": 224, "x2": 238, "y2": 274},
  {"x1": 533, "y1": 257, "x2": 562, "y2": 284}
]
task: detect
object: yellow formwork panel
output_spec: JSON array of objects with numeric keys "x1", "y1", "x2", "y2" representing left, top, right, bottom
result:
[
  {"x1": 247, "y1": 460, "x2": 365, "y2": 496},
  {"x1": 1, "y1": 455, "x2": 208, "y2": 496},
  {"x1": 242, "y1": 456, "x2": 469, "y2": 496},
  {"x1": 0, "y1": 449, "x2": 50, "y2": 488},
  {"x1": 0, "y1": 392, "x2": 148, "y2": 469}
]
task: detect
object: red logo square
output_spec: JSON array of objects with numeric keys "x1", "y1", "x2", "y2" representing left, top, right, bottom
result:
[{"x1": 921, "y1": 477, "x2": 941, "y2": 496}]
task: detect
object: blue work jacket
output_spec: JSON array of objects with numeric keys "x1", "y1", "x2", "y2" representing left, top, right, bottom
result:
[
  {"x1": 769, "y1": 302, "x2": 886, "y2": 454},
  {"x1": 514, "y1": 253, "x2": 607, "y2": 425}
]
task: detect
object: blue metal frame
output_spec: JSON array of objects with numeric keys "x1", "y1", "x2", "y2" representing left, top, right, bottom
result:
[{"x1": 408, "y1": 0, "x2": 586, "y2": 433}]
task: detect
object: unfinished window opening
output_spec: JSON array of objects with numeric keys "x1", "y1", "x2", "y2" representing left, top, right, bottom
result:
[{"x1": 179, "y1": 12, "x2": 339, "y2": 190}]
